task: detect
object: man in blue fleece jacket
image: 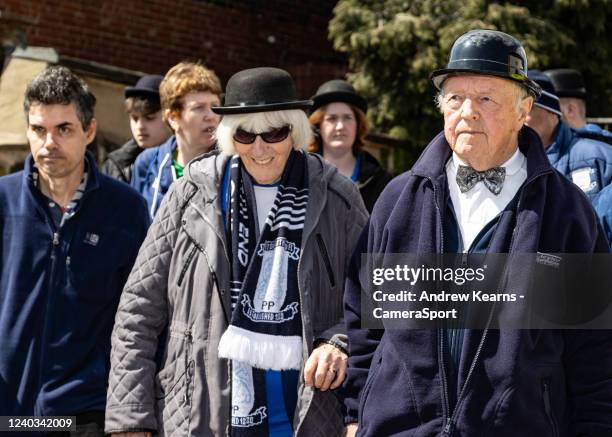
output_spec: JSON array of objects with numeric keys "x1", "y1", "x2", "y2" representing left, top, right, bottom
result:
[
  {"x1": 344, "y1": 29, "x2": 611, "y2": 437},
  {"x1": 0, "y1": 66, "x2": 149, "y2": 435},
  {"x1": 525, "y1": 70, "x2": 612, "y2": 201}
]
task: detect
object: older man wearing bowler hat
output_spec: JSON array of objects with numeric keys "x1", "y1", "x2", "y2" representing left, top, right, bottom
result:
[
  {"x1": 105, "y1": 67, "x2": 368, "y2": 436},
  {"x1": 343, "y1": 29, "x2": 611, "y2": 436}
]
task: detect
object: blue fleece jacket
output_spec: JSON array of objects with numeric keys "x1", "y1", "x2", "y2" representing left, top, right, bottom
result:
[
  {"x1": 0, "y1": 152, "x2": 149, "y2": 418},
  {"x1": 131, "y1": 135, "x2": 177, "y2": 219},
  {"x1": 594, "y1": 183, "x2": 612, "y2": 249},
  {"x1": 343, "y1": 127, "x2": 611, "y2": 436},
  {"x1": 546, "y1": 121, "x2": 612, "y2": 199}
]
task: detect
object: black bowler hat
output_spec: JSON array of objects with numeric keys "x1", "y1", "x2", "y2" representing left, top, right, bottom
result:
[
  {"x1": 311, "y1": 79, "x2": 368, "y2": 114},
  {"x1": 124, "y1": 74, "x2": 164, "y2": 101},
  {"x1": 212, "y1": 67, "x2": 312, "y2": 114},
  {"x1": 528, "y1": 70, "x2": 562, "y2": 116},
  {"x1": 544, "y1": 68, "x2": 587, "y2": 100}
]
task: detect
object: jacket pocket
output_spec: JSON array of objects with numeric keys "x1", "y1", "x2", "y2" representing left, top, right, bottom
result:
[
  {"x1": 542, "y1": 378, "x2": 558, "y2": 437},
  {"x1": 316, "y1": 233, "x2": 336, "y2": 288},
  {"x1": 358, "y1": 351, "x2": 382, "y2": 426},
  {"x1": 155, "y1": 325, "x2": 195, "y2": 435},
  {"x1": 177, "y1": 244, "x2": 198, "y2": 287}
]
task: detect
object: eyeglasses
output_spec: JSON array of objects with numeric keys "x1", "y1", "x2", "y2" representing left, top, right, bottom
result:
[{"x1": 233, "y1": 125, "x2": 292, "y2": 144}]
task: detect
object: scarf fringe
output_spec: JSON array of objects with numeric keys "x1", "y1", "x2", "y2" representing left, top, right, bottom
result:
[{"x1": 218, "y1": 325, "x2": 302, "y2": 371}]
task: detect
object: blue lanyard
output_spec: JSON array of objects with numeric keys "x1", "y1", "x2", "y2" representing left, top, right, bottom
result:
[
  {"x1": 220, "y1": 159, "x2": 231, "y2": 227},
  {"x1": 350, "y1": 152, "x2": 363, "y2": 182}
]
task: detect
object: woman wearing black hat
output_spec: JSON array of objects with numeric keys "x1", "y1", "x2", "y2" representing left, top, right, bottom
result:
[
  {"x1": 105, "y1": 67, "x2": 368, "y2": 437},
  {"x1": 309, "y1": 80, "x2": 393, "y2": 212}
]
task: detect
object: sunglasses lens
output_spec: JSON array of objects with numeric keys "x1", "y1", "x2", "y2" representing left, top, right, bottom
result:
[
  {"x1": 261, "y1": 126, "x2": 291, "y2": 143},
  {"x1": 233, "y1": 128, "x2": 256, "y2": 144},
  {"x1": 233, "y1": 125, "x2": 291, "y2": 144}
]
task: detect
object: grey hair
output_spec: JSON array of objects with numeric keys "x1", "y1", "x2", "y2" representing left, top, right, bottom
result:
[
  {"x1": 215, "y1": 109, "x2": 313, "y2": 155},
  {"x1": 435, "y1": 78, "x2": 531, "y2": 113},
  {"x1": 24, "y1": 66, "x2": 96, "y2": 129}
]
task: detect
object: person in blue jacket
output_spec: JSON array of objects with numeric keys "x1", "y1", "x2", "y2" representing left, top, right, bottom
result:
[
  {"x1": 525, "y1": 70, "x2": 612, "y2": 200},
  {"x1": 0, "y1": 66, "x2": 149, "y2": 435},
  {"x1": 343, "y1": 29, "x2": 611, "y2": 437},
  {"x1": 131, "y1": 61, "x2": 223, "y2": 218},
  {"x1": 544, "y1": 68, "x2": 612, "y2": 143},
  {"x1": 594, "y1": 183, "x2": 612, "y2": 250}
]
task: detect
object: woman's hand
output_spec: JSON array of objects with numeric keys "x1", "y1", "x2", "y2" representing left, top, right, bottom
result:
[
  {"x1": 345, "y1": 423, "x2": 358, "y2": 437},
  {"x1": 303, "y1": 342, "x2": 348, "y2": 391}
]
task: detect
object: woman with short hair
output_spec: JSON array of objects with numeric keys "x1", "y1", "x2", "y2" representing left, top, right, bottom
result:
[
  {"x1": 309, "y1": 80, "x2": 392, "y2": 212},
  {"x1": 105, "y1": 67, "x2": 368, "y2": 437}
]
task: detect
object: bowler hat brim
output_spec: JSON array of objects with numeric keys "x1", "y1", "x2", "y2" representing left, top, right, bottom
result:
[
  {"x1": 311, "y1": 91, "x2": 367, "y2": 114},
  {"x1": 212, "y1": 100, "x2": 313, "y2": 115},
  {"x1": 431, "y1": 68, "x2": 542, "y2": 98}
]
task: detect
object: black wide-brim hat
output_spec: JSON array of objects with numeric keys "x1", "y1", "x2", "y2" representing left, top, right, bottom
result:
[
  {"x1": 212, "y1": 67, "x2": 312, "y2": 114},
  {"x1": 544, "y1": 68, "x2": 587, "y2": 99},
  {"x1": 311, "y1": 79, "x2": 368, "y2": 114}
]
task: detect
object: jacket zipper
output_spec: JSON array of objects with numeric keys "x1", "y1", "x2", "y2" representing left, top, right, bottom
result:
[
  {"x1": 440, "y1": 169, "x2": 554, "y2": 434},
  {"x1": 37, "y1": 228, "x2": 61, "y2": 414},
  {"x1": 183, "y1": 329, "x2": 194, "y2": 404},
  {"x1": 542, "y1": 379, "x2": 558, "y2": 437},
  {"x1": 177, "y1": 245, "x2": 198, "y2": 287},
  {"x1": 426, "y1": 176, "x2": 453, "y2": 433},
  {"x1": 315, "y1": 233, "x2": 335, "y2": 287}
]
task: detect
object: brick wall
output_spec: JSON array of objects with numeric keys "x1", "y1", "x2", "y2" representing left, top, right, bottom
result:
[{"x1": 0, "y1": 0, "x2": 347, "y2": 96}]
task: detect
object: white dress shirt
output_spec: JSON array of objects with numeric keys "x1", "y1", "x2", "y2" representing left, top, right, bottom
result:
[{"x1": 446, "y1": 148, "x2": 527, "y2": 251}]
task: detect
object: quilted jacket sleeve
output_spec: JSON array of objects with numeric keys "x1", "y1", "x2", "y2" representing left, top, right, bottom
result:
[{"x1": 105, "y1": 181, "x2": 186, "y2": 434}]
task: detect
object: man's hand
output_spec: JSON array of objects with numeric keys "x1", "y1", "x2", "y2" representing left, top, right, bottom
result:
[
  {"x1": 303, "y1": 342, "x2": 348, "y2": 391},
  {"x1": 345, "y1": 423, "x2": 358, "y2": 437},
  {"x1": 112, "y1": 433, "x2": 152, "y2": 437}
]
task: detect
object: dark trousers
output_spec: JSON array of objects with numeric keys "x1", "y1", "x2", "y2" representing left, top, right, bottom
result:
[{"x1": 45, "y1": 411, "x2": 105, "y2": 437}]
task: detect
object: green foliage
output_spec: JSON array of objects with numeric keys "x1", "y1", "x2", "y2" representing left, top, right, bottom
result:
[{"x1": 330, "y1": 0, "x2": 612, "y2": 171}]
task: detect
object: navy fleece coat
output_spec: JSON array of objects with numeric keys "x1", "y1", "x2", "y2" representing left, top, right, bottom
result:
[
  {"x1": 343, "y1": 127, "x2": 611, "y2": 436},
  {"x1": 0, "y1": 153, "x2": 149, "y2": 418}
]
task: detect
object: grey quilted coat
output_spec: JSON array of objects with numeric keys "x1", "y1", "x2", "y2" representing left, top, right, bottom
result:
[{"x1": 105, "y1": 151, "x2": 368, "y2": 436}]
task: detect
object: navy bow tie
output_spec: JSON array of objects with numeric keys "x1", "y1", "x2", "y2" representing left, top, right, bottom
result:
[{"x1": 456, "y1": 165, "x2": 506, "y2": 195}]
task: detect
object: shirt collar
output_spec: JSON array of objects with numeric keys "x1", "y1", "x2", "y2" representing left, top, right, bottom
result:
[{"x1": 450, "y1": 147, "x2": 525, "y2": 176}]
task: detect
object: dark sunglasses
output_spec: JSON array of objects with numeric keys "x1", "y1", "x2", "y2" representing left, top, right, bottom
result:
[{"x1": 233, "y1": 125, "x2": 292, "y2": 144}]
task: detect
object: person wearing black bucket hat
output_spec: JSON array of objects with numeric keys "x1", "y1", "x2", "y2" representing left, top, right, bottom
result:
[
  {"x1": 105, "y1": 67, "x2": 368, "y2": 437},
  {"x1": 344, "y1": 29, "x2": 611, "y2": 437},
  {"x1": 102, "y1": 74, "x2": 171, "y2": 183},
  {"x1": 544, "y1": 68, "x2": 612, "y2": 142},
  {"x1": 526, "y1": 70, "x2": 612, "y2": 200},
  {"x1": 308, "y1": 79, "x2": 392, "y2": 213}
]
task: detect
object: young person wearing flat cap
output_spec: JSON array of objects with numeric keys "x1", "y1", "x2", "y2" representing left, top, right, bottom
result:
[{"x1": 102, "y1": 74, "x2": 171, "y2": 184}]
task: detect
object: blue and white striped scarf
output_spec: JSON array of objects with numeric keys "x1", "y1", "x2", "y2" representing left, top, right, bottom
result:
[{"x1": 218, "y1": 149, "x2": 308, "y2": 436}]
